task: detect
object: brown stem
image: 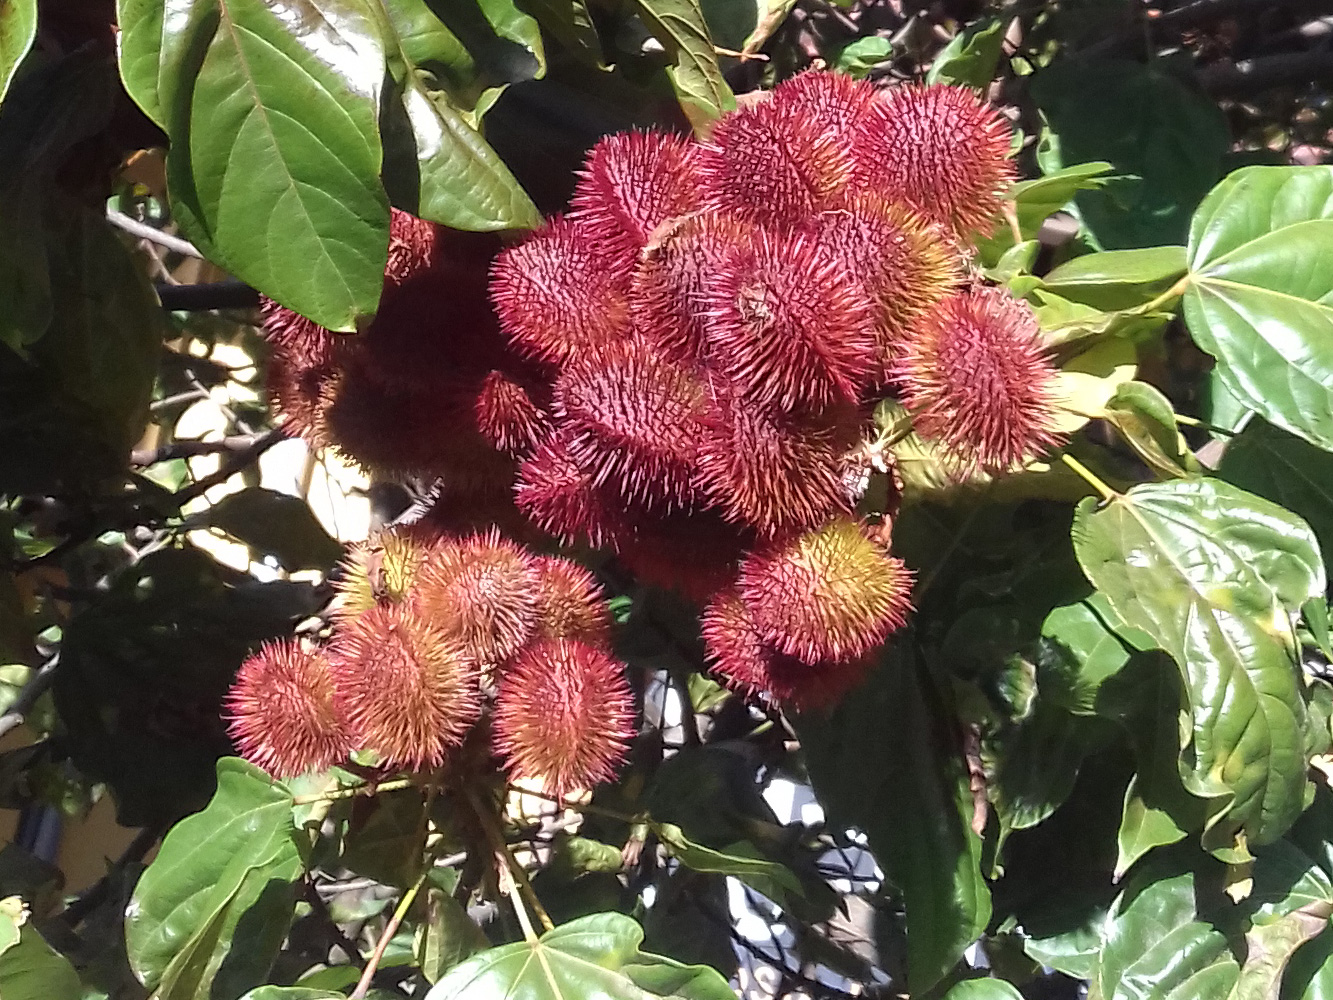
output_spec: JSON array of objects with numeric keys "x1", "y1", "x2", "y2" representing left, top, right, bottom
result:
[{"x1": 349, "y1": 870, "x2": 427, "y2": 999}]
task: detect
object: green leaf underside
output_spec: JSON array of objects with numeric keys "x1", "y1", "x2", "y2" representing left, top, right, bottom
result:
[
  {"x1": 0, "y1": 0, "x2": 37, "y2": 103},
  {"x1": 1071, "y1": 478, "x2": 1323, "y2": 847},
  {"x1": 424, "y1": 912, "x2": 735, "y2": 1000},
  {"x1": 627, "y1": 0, "x2": 734, "y2": 133}
]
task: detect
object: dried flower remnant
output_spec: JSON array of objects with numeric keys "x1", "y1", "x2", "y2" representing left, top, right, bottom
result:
[
  {"x1": 330, "y1": 605, "x2": 481, "y2": 771},
  {"x1": 226, "y1": 639, "x2": 348, "y2": 778},
  {"x1": 896, "y1": 284, "x2": 1065, "y2": 474},
  {"x1": 492, "y1": 639, "x2": 636, "y2": 799}
]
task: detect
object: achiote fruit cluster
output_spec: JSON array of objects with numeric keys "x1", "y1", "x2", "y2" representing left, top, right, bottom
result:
[{"x1": 226, "y1": 527, "x2": 634, "y2": 796}]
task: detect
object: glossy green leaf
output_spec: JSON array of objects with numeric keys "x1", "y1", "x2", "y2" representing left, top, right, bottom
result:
[
  {"x1": 154, "y1": 0, "x2": 392, "y2": 331},
  {"x1": 941, "y1": 979, "x2": 1024, "y2": 1000},
  {"x1": 1038, "y1": 593, "x2": 1144, "y2": 716},
  {"x1": 1183, "y1": 166, "x2": 1333, "y2": 450},
  {"x1": 424, "y1": 912, "x2": 736, "y2": 1000},
  {"x1": 1032, "y1": 59, "x2": 1229, "y2": 249},
  {"x1": 832, "y1": 37, "x2": 892, "y2": 78},
  {"x1": 1098, "y1": 871, "x2": 1240, "y2": 999},
  {"x1": 1072, "y1": 478, "x2": 1323, "y2": 847},
  {"x1": 654, "y1": 822, "x2": 803, "y2": 906},
  {"x1": 416, "y1": 884, "x2": 488, "y2": 983},
  {"x1": 926, "y1": 18, "x2": 1005, "y2": 88},
  {"x1": 126, "y1": 758, "x2": 304, "y2": 994},
  {"x1": 0, "y1": 924, "x2": 81, "y2": 1000},
  {"x1": 1024, "y1": 918, "x2": 1103, "y2": 981},
  {"x1": 513, "y1": 0, "x2": 600, "y2": 61},
  {"x1": 628, "y1": 0, "x2": 734, "y2": 133},
  {"x1": 1102, "y1": 381, "x2": 1199, "y2": 479},
  {"x1": 1116, "y1": 776, "x2": 1188, "y2": 876},
  {"x1": 1220, "y1": 418, "x2": 1333, "y2": 580},
  {"x1": 188, "y1": 487, "x2": 343, "y2": 572},
  {"x1": 977, "y1": 161, "x2": 1114, "y2": 262},
  {"x1": 0, "y1": 897, "x2": 20, "y2": 958},
  {"x1": 342, "y1": 787, "x2": 427, "y2": 887},
  {"x1": 238, "y1": 990, "x2": 347, "y2": 1000},
  {"x1": 0, "y1": 0, "x2": 36, "y2": 103},
  {"x1": 1043, "y1": 245, "x2": 1188, "y2": 309},
  {"x1": 378, "y1": 0, "x2": 541, "y2": 229},
  {"x1": 798, "y1": 649, "x2": 991, "y2": 994}
]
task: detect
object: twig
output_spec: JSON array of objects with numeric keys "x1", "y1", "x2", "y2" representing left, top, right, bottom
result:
[
  {"x1": 0, "y1": 656, "x2": 59, "y2": 741},
  {"x1": 106, "y1": 210, "x2": 204, "y2": 259},
  {"x1": 349, "y1": 869, "x2": 428, "y2": 999},
  {"x1": 156, "y1": 281, "x2": 261, "y2": 312},
  {"x1": 59, "y1": 824, "x2": 160, "y2": 926},
  {"x1": 1060, "y1": 453, "x2": 1118, "y2": 502},
  {"x1": 471, "y1": 790, "x2": 555, "y2": 933},
  {"x1": 174, "y1": 427, "x2": 287, "y2": 505},
  {"x1": 131, "y1": 433, "x2": 275, "y2": 467},
  {"x1": 291, "y1": 775, "x2": 419, "y2": 806},
  {"x1": 1199, "y1": 50, "x2": 1333, "y2": 97}
]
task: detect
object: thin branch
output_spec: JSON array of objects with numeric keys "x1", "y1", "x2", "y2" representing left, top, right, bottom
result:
[
  {"x1": 349, "y1": 870, "x2": 427, "y2": 999},
  {"x1": 174, "y1": 427, "x2": 287, "y2": 505},
  {"x1": 471, "y1": 789, "x2": 555, "y2": 933},
  {"x1": 0, "y1": 656, "x2": 59, "y2": 741},
  {"x1": 106, "y1": 209, "x2": 204, "y2": 259},
  {"x1": 131, "y1": 433, "x2": 275, "y2": 468},
  {"x1": 291, "y1": 775, "x2": 420, "y2": 806},
  {"x1": 156, "y1": 281, "x2": 261, "y2": 312},
  {"x1": 1199, "y1": 50, "x2": 1333, "y2": 97}
]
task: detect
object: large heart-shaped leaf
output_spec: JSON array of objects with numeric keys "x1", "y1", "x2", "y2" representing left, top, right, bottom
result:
[
  {"x1": 798, "y1": 647, "x2": 991, "y2": 994},
  {"x1": 1072, "y1": 478, "x2": 1323, "y2": 848},
  {"x1": 1183, "y1": 165, "x2": 1333, "y2": 451},
  {"x1": 424, "y1": 912, "x2": 735, "y2": 1000},
  {"x1": 126, "y1": 758, "x2": 304, "y2": 995},
  {"x1": 0, "y1": 0, "x2": 36, "y2": 103}
]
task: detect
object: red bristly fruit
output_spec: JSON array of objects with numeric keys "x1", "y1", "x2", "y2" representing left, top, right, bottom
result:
[
  {"x1": 698, "y1": 99, "x2": 853, "y2": 227},
  {"x1": 415, "y1": 528, "x2": 540, "y2": 665},
  {"x1": 474, "y1": 370, "x2": 548, "y2": 458},
  {"x1": 802, "y1": 194, "x2": 961, "y2": 371},
  {"x1": 570, "y1": 130, "x2": 703, "y2": 269},
  {"x1": 769, "y1": 69, "x2": 881, "y2": 145},
  {"x1": 703, "y1": 226, "x2": 877, "y2": 411},
  {"x1": 701, "y1": 591, "x2": 873, "y2": 711},
  {"x1": 695, "y1": 395, "x2": 855, "y2": 536},
  {"x1": 226, "y1": 639, "x2": 349, "y2": 777},
  {"x1": 334, "y1": 527, "x2": 437, "y2": 620},
  {"x1": 895, "y1": 283, "x2": 1065, "y2": 474},
  {"x1": 530, "y1": 556, "x2": 613, "y2": 647},
  {"x1": 490, "y1": 215, "x2": 630, "y2": 366},
  {"x1": 329, "y1": 604, "x2": 481, "y2": 770},
  {"x1": 738, "y1": 516, "x2": 914, "y2": 663},
  {"x1": 854, "y1": 84, "x2": 1016, "y2": 239},
  {"x1": 514, "y1": 432, "x2": 634, "y2": 550},
  {"x1": 492, "y1": 639, "x2": 635, "y2": 799},
  {"x1": 554, "y1": 339, "x2": 708, "y2": 512}
]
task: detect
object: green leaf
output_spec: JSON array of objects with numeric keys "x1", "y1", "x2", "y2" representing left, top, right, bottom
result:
[
  {"x1": 0, "y1": 0, "x2": 36, "y2": 103},
  {"x1": 1233, "y1": 847, "x2": 1333, "y2": 1000},
  {"x1": 1220, "y1": 418, "x2": 1333, "y2": 581},
  {"x1": 941, "y1": 979, "x2": 1024, "y2": 1000},
  {"x1": 424, "y1": 912, "x2": 736, "y2": 1000},
  {"x1": 1043, "y1": 245, "x2": 1189, "y2": 309},
  {"x1": 1098, "y1": 871, "x2": 1240, "y2": 999},
  {"x1": 654, "y1": 822, "x2": 803, "y2": 906},
  {"x1": 1071, "y1": 478, "x2": 1323, "y2": 848},
  {"x1": 188, "y1": 487, "x2": 343, "y2": 572},
  {"x1": 0, "y1": 924, "x2": 82, "y2": 1000},
  {"x1": 342, "y1": 787, "x2": 427, "y2": 887},
  {"x1": 1038, "y1": 592, "x2": 1146, "y2": 716},
  {"x1": 831, "y1": 37, "x2": 892, "y2": 79},
  {"x1": 798, "y1": 648, "x2": 991, "y2": 994},
  {"x1": 1032, "y1": 59, "x2": 1229, "y2": 249},
  {"x1": 238, "y1": 990, "x2": 347, "y2": 999},
  {"x1": 976, "y1": 161, "x2": 1114, "y2": 262},
  {"x1": 1102, "y1": 381, "x2": 1199, "y2": 479},
  {"x1": 0, "y1": 897, "x2": 20, "y2": 958},
  {"x1": 151, "y1": 0, "x2": 392, "y2": 331},
  {"x1": 513, "y1": 0, "x2": 600, "y2": 62},
  {"x1": 627, "y1": 0, "x2": 734, "y2": 134},
  {"x1": 415, "y1": 884, "x2": 488, "y2": 983},
  {"x1": 1116, "y1": 775, "x2": 1188, "y2": 876},
  {"x1": 926, "y1": 18, "x2": 1006, "y2": 88},
  {"x1": 126, "y1": 758, "x2": 304, "y2": 995},
  {"x1": 378, "y1": 0, "x2": 541, "y2": 229},
  {"x1": 1183, "y1": 166, "x2": 1333, "y2": 451}
]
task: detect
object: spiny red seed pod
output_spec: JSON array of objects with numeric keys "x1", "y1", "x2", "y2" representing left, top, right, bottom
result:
[
  {"x1": 329, "y1": 604, "x2": 481, "y2": 770},
  {"x1": 514, "y1": 433, "x2": 635, "y2": 549},
  {"x1": 475, "y1": 370, "x2": 548, "y2": 458},
  {"x1": 554, "y1": 339, "x2": 709, "y2": 512},
  {"x1": 803, "y1": 194, "x2": 961, "y2": 370},
  {"x1": 895, "y1": 284, "x2": 1065, "y2": 473},
  {"x1": 738, "y1": 516, "x2": 914, "y2": 663},
  {"x1": 490, "y1": 215, "x2": 631, "y2": 366},
  {"x1": 530, "y1": 556, "x2": 612, "y2": 647},
  {"x1": 226, "y1": 639, "x2": 349, "y2": 777},
  {"x1": 769, "y1": 70, "x2": 881, "y2": 143},
  {"x1": 335, "y1": 527, "x2": 437, "y2": 620},
  {"x1": 698, "y1": 99, "x2": 853, "y2": 227},
  {"x1": 631, "y1": 214, "x2": 754, "y2": 366},
  {"x1": 701, "y1": 591, "x2": 872, "y2": 711},
  {"x1": 570, "y1": 130, "x2": 703, "y2": 268},
  {"x1": 703, "y1": 227, "x2": 877, "y2": 411},
  {"x1": 384, "y1": 209, "x2": 438, "y2": 288},
  {"x1": 854, "y1": 84, "x2": 1015, "y2": 239},
  {"x1": 260, "y1": 296, "x2": 339, "y2": 362},
  {"x1": 614, "y1": 508, "x2": 751, "y2": 602},
  {"x1": 415, "y1": 528, "x2": 539, "y2": 665},
  {"x1": 266, "y1": 350, "x2": 337, "y2": 449},
  {"x1": 696, "y1": 396, "x2": 856, "y2": 535},
  {"x1": 492, "y1": 639, "x2": 635, "y2": 799}
]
